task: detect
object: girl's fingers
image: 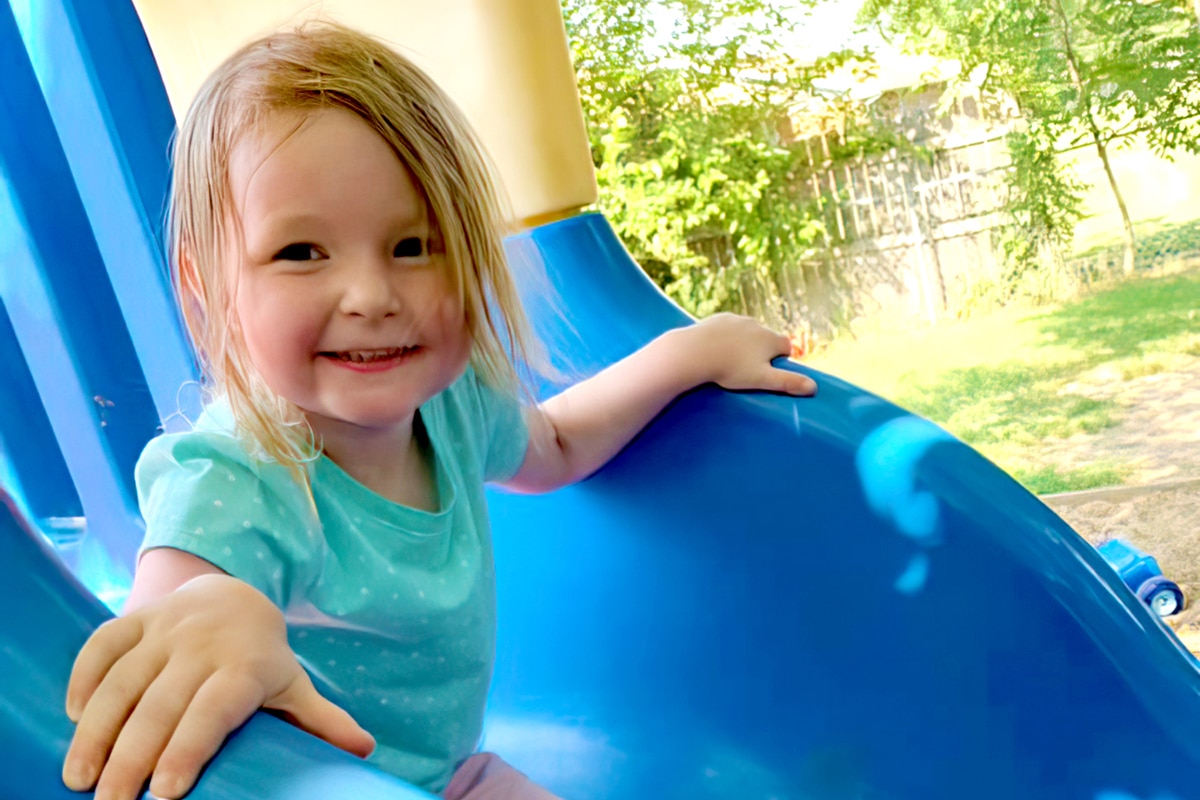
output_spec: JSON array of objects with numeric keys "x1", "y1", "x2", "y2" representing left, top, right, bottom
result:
[
  {"x1": 66, "y1": 617, "x2": 145, "y2": 722},
  {"x1": 773, "y1": 367, "x2": 817, "y2": 396},
  {"x1": 90, "y1": 662, "x2": 209, "y2": 800},
  {"x1": 268, "y1": 671, "x2": 376, "y2": 758},
  {"x1": 774, "y1": 332, "x2": 794, "y2": 357},
  {"x1": 724, "y1": 364, "x2": 817, "y2": 396},
  {"x1": 149, "y1": 671, "x2": 269, "y2": 799},
  {"x1": 147, "y1": 667, "x2": 375, "y2": 800},
  {"x1": 63, "y1": 644, "x2": 167, "y2": 792}
]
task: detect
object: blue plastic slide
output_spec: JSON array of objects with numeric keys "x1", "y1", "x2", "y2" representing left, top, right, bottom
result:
[
  {"x1": 3, "y1": 1, "x2": 1200, "y2": 798},
  {"x1": 0, "y1": 490, "x2": 435, "y2": 800}
]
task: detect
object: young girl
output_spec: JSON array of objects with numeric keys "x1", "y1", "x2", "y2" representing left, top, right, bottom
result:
[{"x1": 61, "y1": 21, "x2": 816, "y2": 800}]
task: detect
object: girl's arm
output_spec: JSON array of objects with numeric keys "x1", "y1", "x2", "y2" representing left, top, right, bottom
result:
[
  {"x1": 122, "y1": 547, "x2": 224, "y2": 611},
  {"x1": 503, "y1": 313, "x2": 816, "y2": 494},
  {"x1": 63, "y1": 550, "x2": 374, "y2": 800}
]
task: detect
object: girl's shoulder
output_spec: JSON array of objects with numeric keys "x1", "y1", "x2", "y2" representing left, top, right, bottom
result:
[
  {"x1": 140, "y1": 396, "x2": 252, "y2": 465},
  {"x1": 428, "y1": 364, "x2": 524, "y2": 416},
  {"x1": 136, "y1": 396, "x2": 301, "y2": 499},
  {"x1": 424, "y1": 365, "x2": 529, "y2": 484},
  {"x1": 423, "y1": 366, "x2": 520, "y2": 434},
  {"x1": 136, "y1": 398, "x2": 322, "y2": 606}
]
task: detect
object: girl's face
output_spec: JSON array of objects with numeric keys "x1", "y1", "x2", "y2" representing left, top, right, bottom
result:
[{"x1": 226, "y1": 107, "x2": 471, "y2": 440}]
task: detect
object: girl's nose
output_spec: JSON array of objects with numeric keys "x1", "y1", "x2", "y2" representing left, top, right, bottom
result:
[{"x1": 337, "y1": 258, "x2": 401, "y2": 319}]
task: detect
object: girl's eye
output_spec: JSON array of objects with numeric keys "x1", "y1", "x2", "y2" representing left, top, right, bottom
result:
[
  {"x1": 394, "y1": 237, "x2": 426, "y2": 258},
  {"x1": 273, "y1": 243, "x2": 321, "y2": 261}
]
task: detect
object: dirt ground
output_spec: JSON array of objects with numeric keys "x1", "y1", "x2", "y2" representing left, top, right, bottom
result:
[{"x1": 1038, "y1": 354, "x2": 1200, "y2": 645}]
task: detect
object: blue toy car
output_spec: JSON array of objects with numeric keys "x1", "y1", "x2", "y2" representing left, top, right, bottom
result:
[{"x1": 1097, "y1": 538, "x2": 1186, "y2": 617}]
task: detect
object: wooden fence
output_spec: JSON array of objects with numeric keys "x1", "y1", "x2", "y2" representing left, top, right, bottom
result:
[{"x1": 729, "y1": 134, "x2": 1016, "y2": 338}]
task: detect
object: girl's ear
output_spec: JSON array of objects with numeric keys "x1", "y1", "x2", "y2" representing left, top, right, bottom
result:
[
  {"x1": 176, "y1": 247, "x2": 199, "y2": 300},
  {"x1": 175, "y1": 246, "x2": 210, "y2": 331}
]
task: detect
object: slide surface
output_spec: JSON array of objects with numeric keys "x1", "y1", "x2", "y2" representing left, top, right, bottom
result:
[
  {"x1": 486, "y1": 215, "x2": 1200, "y2": 800},
  {"x1": 7, "y1": 213, "x2": 1200, "y2": 799},
  {"x1": 3, "y1": 1, "x2": 1200, "y2": 798}
]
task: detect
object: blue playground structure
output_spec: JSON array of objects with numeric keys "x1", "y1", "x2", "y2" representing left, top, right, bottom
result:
[{"x1": 3, "y1": 2, "x2": 1200, "y2": 799}]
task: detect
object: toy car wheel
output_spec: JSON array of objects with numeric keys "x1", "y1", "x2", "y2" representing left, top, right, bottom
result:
[{"x1": 1137, "y1": 577, "x2": 1184, "y2": 617}]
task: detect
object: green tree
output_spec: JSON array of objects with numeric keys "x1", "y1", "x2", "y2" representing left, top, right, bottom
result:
[
  {"x1": 861, "y1": 0, "x2": 1200, "y2": 276},
  {"x1": 562, "y1": 0, "x2": 846, "y2": 319},
  {"x1": 994, "y1": 129, "x2": 1088, "y2": 299}
]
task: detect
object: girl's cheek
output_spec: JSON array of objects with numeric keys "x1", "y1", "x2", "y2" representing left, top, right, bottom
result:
[
  {"x1": 442, "y1": 299, "x2": 470, "y2": 337},
  {"x1": 421, "y1": 274, "x2": 463, "y2": 324}
]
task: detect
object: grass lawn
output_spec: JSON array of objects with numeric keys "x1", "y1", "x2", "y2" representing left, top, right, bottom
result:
[{"x1": 805, "y1": 269, "x2": 1200, "y2": 494}]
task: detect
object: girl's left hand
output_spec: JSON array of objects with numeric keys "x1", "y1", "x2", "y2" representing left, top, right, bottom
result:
[
  {"x1": 504, "y1": 312, "x2": 816, "y2": 494},
  {"x1": 687, "y1": 313, "x2": 817, "y2": 396}
]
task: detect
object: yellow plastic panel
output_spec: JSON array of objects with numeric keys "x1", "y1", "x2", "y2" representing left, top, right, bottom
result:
[{"x1": 130, "y1": 0, "x2": 597, "y2": 224}]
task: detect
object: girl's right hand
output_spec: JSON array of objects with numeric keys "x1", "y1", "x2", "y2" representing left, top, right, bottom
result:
[{"x1": 62, "y1": 573, "x2": 375, "y2": 800}]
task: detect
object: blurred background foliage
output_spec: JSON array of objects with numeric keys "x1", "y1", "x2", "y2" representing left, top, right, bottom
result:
[
  {"x1": 562, "y1": 0, "x2": 1200, "y2": 333},
  {"x1": 563, "y1": 0, "x2": 862, "y2": 319}
]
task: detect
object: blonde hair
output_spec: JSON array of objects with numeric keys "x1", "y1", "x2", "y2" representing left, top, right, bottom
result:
[{"x1": 167, "y1": 21, "x2": 538, "y2": 473}]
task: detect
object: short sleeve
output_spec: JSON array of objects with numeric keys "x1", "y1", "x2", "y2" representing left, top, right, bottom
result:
[
  {"x1": 135, "y1": 429, "x2": 324, "y2": 608},
  {"x1": 469, "y1": 372, "x2": 530, "y2": 483},
  {"x1": 424, "y1": 368, "x2": 529, "y2": 484}
]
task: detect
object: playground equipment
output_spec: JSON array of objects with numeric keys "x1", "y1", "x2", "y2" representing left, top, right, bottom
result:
[{"x1": 3, "y1": 1, "x2": 1200, "y2": 798}]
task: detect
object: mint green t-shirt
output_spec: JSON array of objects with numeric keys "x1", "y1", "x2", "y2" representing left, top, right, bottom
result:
[{"x1": 135, "y1": 368, "x2": 530, "y2": 793}]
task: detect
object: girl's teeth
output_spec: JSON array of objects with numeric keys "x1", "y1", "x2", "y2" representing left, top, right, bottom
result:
[{"x1": 337, "y1": 348, "x2": 408, "y2": 363}]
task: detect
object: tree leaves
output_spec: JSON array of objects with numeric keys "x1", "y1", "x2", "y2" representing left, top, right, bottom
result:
[
  {"x1": 563, "y1": 0, "x2": 841, "y2": 317},
  {"x1": 862, "y1": 0, "x2": 1200, "y2": 279}
]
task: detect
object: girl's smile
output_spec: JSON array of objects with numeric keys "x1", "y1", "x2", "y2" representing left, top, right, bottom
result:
[{"x1": 319, "y1": 346, "x2": 422, "y2": 372}]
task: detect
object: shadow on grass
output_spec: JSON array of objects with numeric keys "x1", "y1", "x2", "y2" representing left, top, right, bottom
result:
[
  {"x1": 1012, "y1": 463, "x2": 1129, "y2": 495},
  {"x1": 1031, "y1": 272, "x2": 1200, "y2": 360},
  {"x1": 894, "y1": 361, "x2": 1116, "y2": 447},
  {"x1": 886, "y1": 270, "x2": 1200, "y2": 493}
]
